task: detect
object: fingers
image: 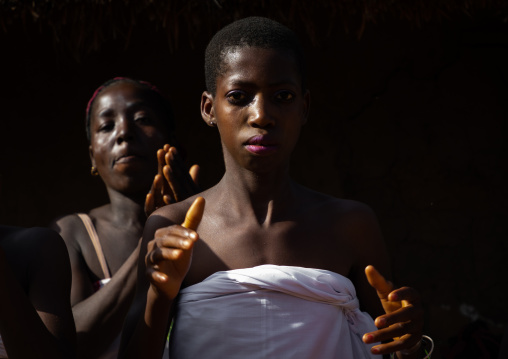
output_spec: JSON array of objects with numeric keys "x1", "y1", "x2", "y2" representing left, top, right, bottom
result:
[
  {"x1": 145, "y1": 174, "x2": 168, "y2": 216},
  {"x1": 363, "y1": 327, "x2": 422, "y2": 355},
  {"x1": 145, "y1": 197, "x2": 206, "y2": 298},
  {"x1": 146, "y1": 231, "x2": 196, "y2": 264},
  {"x1": 189, "y1": 164, "x2": 200, "y2": 188},
  {"x1": 363, "y1": 333, "x2": 420, "y2": 356},
  {"x1": 146, "y1": 142, "x2": 172, "y2": 215},
  {"x1": 157, "y1": 148, "x2": 166, "y2": 175},
  {"x1": 163, "y1": 149, "x2": 199, "y2": 202},
  {"x1": 145, "y1": 174, "x2": 162, "y2": 216},
  {"x1": 388, "y1": 286, "x2": 421, "y2": 307},
  {"x1": 153, "y1": 175, "x2": 166, "y2": 207},
  {"x1": 363, "y1": 266, "x2": 424, "y2": 356},
  {"x1": 146, "y1": 197, "x2": 205, "y2": 273},
  {"x1": 146, "y1": 267, "x2": 169, "y2": 284},
  {"x1": 163, "y1": 194, "x2": 173, "y2": 206},
  {"x1": 145, "y1": 193, "x2": 155, "y2": 217},
  {"x1": 365, "y1": 265, "x2": 394, "y2": 300},
  {"x1": 374, "y1": 300, "x2": 420, "y2": 329},
  {"x1": 145, "y1": 197, "x2": 205, "y2": 279},
  {"x1": 145, "y1": 225, "x2": 199, "y2": 297},
  {"x1": 363, "y1": 314, "x2": 422, "y2": 355},
  {"x1": 145, "y1": 226, "x2": 199, "y2": 268},
  {"x1": 182, "y1": 197, "x2": 205, "y2": 230},
  {"x1": 157, "y1": 145, "x2": 176, "y2": 204}
]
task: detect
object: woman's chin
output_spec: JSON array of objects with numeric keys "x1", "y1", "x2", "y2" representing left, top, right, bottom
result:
[{"x1": 106, "y1": 175, "x2": 154, "y2": 198}]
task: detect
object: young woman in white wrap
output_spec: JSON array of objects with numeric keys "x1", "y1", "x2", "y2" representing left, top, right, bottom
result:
[{"x1": 121, "y1": 17, "x2": 427, "y2": 359}]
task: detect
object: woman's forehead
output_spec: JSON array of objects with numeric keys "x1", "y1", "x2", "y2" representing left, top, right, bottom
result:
[
  {"x1": 98, "y1": 82, "x2": 148, "y2": 101},
  {"x1": 93, "y1": 83, "x2": 157, "y2": 112},
  {"x1": 222, "y1": 46, "x2": 297, "y2": 67},
  {"x1": 219, "y1": 47, "x2": 301, "y2": 87}
]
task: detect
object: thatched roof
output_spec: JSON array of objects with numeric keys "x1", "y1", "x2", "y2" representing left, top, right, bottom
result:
[{"x1": 1, "y1": 0, "x2": 506, "y2": 58}]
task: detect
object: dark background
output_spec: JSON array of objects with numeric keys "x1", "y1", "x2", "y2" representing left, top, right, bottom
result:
[{"x1": 1, "y1": 1, "x2": 507, "y2": 357}]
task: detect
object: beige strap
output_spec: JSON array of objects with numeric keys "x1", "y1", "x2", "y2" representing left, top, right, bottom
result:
[{"x1": 77, "y1": 213, "x2": 111, "y2": 279}]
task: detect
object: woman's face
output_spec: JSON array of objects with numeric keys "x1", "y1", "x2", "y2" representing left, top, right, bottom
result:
[
  {"x1": 202, "y1": 47, "x2": 310, "y2": 173},
  {"x1": 89, "y1": 81, "x2": 170, "y2": 196}
]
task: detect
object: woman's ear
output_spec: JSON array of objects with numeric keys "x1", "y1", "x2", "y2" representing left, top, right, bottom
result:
[
  {"x1": 301, "y1": 89, "x2": 311, "y2": 125},
  {"x1": 201, "y1": 91, "x2": 216, "y2": 127}
]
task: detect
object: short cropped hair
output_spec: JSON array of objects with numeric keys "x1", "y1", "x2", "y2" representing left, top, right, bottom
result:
[
  {"x1": 85, "y1": 77, "x2": 175, "y2": 142},
  {"x1": 204, "y1": 16, "x2": 307, "y2": 96}
]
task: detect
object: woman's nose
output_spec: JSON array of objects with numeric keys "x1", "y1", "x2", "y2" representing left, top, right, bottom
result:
[
  {"x1": 115, "y1": 118, "x2": 134, "y2": 144},
  {"x1": 247, "y1": 97, "x2": 275, "y2": 128}
]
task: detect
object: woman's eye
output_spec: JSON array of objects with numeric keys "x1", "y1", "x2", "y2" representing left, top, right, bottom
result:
[
  {"x1": 275, "y1": 91, "x2": 295, "y2": 102},
  {"x1": 98, "y1": 122, "x2": 114, "y2": 132},
  {"x1": 134, "y1": 116, "x2": 150, "y2": 124},
  {"x1": 226, "y1": 91, "x2": 247, "y2": 104}
]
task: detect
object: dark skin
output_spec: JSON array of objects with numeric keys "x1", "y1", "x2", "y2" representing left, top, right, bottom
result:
[
  {"x1": 51, "y1": 81, "x2": 198, "y2": 358},
  {"x1": 0, "y1": 226, "x2": 76, "y2": 358},
  {"x1": 120, "y1": 48, "x2": 423, "y2": 359}
]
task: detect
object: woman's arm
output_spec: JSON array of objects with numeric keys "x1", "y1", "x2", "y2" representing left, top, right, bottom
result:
[
  {"x1": 0, "y1": 227, "x2": 76, "y2": 359},
  {"x1": 119, "y1": 214, "x2": 176, "y2": 359},
  {"x1": 51, "y1": 216, "x2": 139, "y2": 358},
  {"x1": 120, "y1": 197, "x2": 204, "y2": 359},
  {"x1": 346, "y1": 205, "x2": 424, "y2": 358}
]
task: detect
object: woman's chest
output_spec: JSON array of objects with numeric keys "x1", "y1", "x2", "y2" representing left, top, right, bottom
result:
[
  {"x1": 184, "y1": 221, "x2": 357, "y2": 287},
  {"x1": 79, "y1": 223, "x2": 140, "y2": 278}
]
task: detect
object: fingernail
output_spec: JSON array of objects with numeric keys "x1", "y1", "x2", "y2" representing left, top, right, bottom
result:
[
  {"x1": 371, "y1": 347, "x2": 380, "y2": 354},
  {"x1": 376, "y1": 317, "x2": 386, "y2": 327},
  {"x1": 363, "y1": 334, "x2": 373, "y2": 343}
]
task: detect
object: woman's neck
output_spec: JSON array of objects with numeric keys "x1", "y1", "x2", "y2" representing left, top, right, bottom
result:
[
  {"x1": 105, "y1": 188, "x2": 146, "y2": 228},
  {"x1": 216, "y1": 166, "x2": 297, "y2": 226}
]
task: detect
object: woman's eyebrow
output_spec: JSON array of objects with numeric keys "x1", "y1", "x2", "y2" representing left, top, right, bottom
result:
[
  {"x1": 126, "y1": 101, "x2": 152, "y2": 111},
  {"x1": 226, "y1": 78, "x2": 299, "y2": 89},
  {"x1": 97, "y1": 108, "x2": 115, "y2": 118}
]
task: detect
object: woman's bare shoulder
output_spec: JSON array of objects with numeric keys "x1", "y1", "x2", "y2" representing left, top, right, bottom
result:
[
  {"x1": 49, "y1": 207, "x2": 106, "y2": 251},
  {"x1": 147, "y1": 188, "x2": 215, "y2": 228},
  {"x1": 1, "y1": 226, "x2": 69, "y2": 268},
  {"x1": 144, "y1": 194, "x2": 202, "y2": 235},
  {"x1": 50, "y1": 204, "x2": 109, "y2": 229},
  {"x1": 298, "y1": 186, "x2": 382, "y2": 246},
  {"x1": 298, "y1": 184, "x2": 376, "y2": 219}
]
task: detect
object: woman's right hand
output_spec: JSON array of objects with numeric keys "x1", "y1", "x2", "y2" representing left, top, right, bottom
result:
[
  {"x1": 144, "y1": 197, "x2": 205, "y2": 299},
  {"x1": 145, "y1": 144, "x2": 200, "y2": 216}
]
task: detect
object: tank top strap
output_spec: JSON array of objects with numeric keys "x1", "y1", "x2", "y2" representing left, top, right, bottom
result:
[{"x1": 76, "y1": 213, "x2": 111, "y2": 279}]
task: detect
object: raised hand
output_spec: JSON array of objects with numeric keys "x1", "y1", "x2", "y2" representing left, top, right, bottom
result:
[
  {"x1": 145, "y1": 197, "x2": 205, "y2": 300},
  {"x1": 145, "y1": 144, "x2": 200, "y2": 216},
  {"x1": 362, "y1": 265, "x2": 424, "y2": 357}
]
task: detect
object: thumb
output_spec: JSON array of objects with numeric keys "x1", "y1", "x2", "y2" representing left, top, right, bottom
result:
[
  {"x1": 365, "y1": 265, "x2": 394, "y2": 301},
  {"x1": 182, "y1": 197, "x2": 205, "y2": 230},
  {"x1": 189, "y1": 164, "x2": 200, "y2": 188}
]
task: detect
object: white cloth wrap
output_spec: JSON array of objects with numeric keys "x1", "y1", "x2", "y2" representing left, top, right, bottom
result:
[{"x1": 169, "y1": 265, "x2": 377, "y2": 358}]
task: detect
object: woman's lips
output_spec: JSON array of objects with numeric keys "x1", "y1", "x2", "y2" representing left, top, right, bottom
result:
[
  {"x1": 114, "y1": 154, "x2": 143, "y2": 164},
  {"x1": 244, "y1": 136, "x2": 278, "y2": 155}
]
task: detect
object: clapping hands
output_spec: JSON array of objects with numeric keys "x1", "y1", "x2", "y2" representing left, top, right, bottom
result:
[{"x1": 145, "y1": 144, "x2": 200, "y2": 216}]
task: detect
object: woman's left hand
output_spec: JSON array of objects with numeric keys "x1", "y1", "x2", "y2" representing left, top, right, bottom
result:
[{"x1": 362, "y1": 265, "x2": 424, "y2": 357}]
